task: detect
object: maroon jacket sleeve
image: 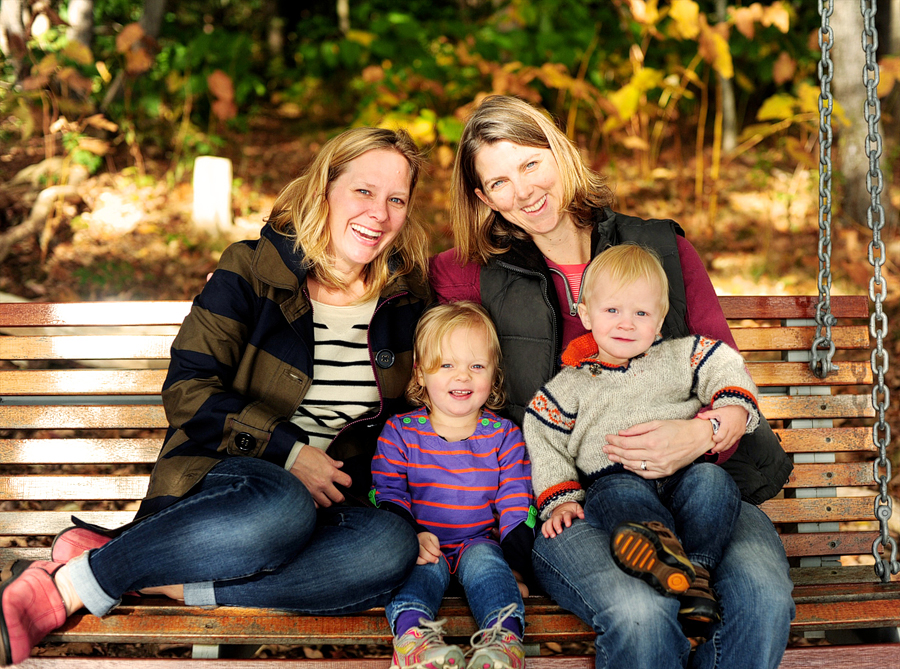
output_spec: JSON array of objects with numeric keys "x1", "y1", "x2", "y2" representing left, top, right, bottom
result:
[
  {"x1": 429, "y1": 248, "x2": 481, "y2": 304},
  {"x1": 677, "y1": 236, "x2": 741, "y2": 464}
]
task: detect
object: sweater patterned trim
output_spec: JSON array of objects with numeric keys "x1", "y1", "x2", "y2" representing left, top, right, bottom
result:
[
  {"x1": 526, "y1": 387, "x2": 577, "y2": 434},
  {"x1": 537, "y1": 480, "x2": 584, "y2": 517}
]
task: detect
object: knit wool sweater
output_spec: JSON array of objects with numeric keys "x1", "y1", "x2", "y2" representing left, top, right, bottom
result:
[{"x1": 524, "y1": 334, "x2": 760, "y2": 519}]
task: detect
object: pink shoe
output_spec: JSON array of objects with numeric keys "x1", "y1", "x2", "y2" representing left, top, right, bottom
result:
[
  {"x1": 50, "y1": 527, "x2": 111, "y2": 564},
  {"x1": 0, "y1": 561, "x2": 67, "y2": 666}
]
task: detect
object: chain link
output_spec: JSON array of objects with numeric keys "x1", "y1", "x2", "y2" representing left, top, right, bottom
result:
[
  {"x1": 812, "y1": 0, "x2": 838, "y2": 378},
  {"x1": 859, "y1": 0, "x2": 898, "y2": 581}
]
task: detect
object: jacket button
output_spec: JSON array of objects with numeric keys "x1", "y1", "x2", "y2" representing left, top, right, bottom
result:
[
  {"x1": 235, "y1": 432, "x2": 255, "y2": 453},
  {"x1": 375, "y1": 349, "x2": 395, "y2": 368}
]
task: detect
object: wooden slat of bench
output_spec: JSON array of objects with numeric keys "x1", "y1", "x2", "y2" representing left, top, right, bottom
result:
[
  {"x1": 0, "y1": 476, "x2": 149, "y2": 501},
  {"x1": 0, "y1": 510, "x2": 135, "y2": 536},
  {"x1": 0, "y1": 301, "x2": 191, "y2": 327},
  {"x1": 0, "y1": 369, "x2": 168, "y2": 395},
  {"x1": 746, "y1": 361, "x2": 872, "y2": 386},
  {"x1": 760, "y1": 497, "x2": 874, "y2": 523},
  {"x1": 0, "y1": 335, "x2": 175, "y2": 360},
  {"x1": 0, "y1": 364, "x2": 872, "y2": 395},
  {"x1": 732, "y1": 325, "x2": 869, "y2": 351},
  {"x1": 38, "y1": 583, "x2": 900, "y2": 645},
  {"x1": 0, "y1": 439, "x2": 160, "y2": 464},
  {"x1": 790, "y1": 566, "x2": 889, "y2": 586},
  {"x1": 775, "y1": 427, "x2": 876, "y2": 453},
  {"x1": 757, "y1": 394, "x2": 873, "y2": 420},
  {"x1": 719, "y1": 295, "x2": 870, "y2": 319},
  {"x1": 14, "y1": 646, "x2": 900, "y2": 669},
  {"x1": 784, "y1": 462, "x2": 874, "y2": 488},
  {"x1": 0, "y1": 405, "x2": 167, "y2": 429},
  {"x1": 780, "y1": 531, "x2": 880, "y2": 557}
]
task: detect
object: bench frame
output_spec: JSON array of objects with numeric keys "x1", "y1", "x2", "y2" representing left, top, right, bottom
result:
[{"x1": 1, "y1": 296, "x2": 899, "y2": 667}]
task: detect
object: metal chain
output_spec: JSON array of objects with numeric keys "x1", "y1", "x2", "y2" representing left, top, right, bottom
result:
[
  {"x1": 860, "y1": 0, "x2": 898, "y2": 580},
  {"x1": 812, "y1": 0, "x2": 837, "y2": 378}
]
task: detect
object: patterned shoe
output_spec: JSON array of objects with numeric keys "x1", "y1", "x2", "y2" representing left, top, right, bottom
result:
[
  {"x1": 466, "y1": 604, "x2": 525, "y2": 669},
  {"x1": 678, "y1": 565, "x2": 722, "y2": 625},
  {"x1": 610, "y1": 521, "x2": 695, "y2": 596},
  {"x1": 50, "y1": 527, "x2": 111, "y2": 564},
  {"x1": 391, "y1": 618, "x2": 465, "y2": 669},
  {"x1": 0, "y1": 561, "x2": 68, "y2": 666}
]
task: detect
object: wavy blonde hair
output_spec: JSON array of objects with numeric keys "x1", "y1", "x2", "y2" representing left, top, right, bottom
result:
[
  {"x1": 406, "y1": 301, "x2": 506, "y2": 412},
  {"x1": 581, "y1": 243, "x2": 670, "y2": 319},
  {"x1": 451, "y1": 95, "x2": 615, "y2": 265},
  {"x1": 266, "y1": 127, "x2": 429, "y2": 300}
]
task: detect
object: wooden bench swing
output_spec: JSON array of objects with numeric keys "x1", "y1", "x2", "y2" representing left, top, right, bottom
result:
[{"x1": 1, "y1": 1, "x2": 897, "y2": 666}]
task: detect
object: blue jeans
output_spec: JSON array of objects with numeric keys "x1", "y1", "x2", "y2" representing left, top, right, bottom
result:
[
  {"x1": 386, "y1": 542, "x2": 525, "y2": 633},
  {"x1": 587, "y1": 463, "x2": 741, "y2": 570},
  {"x1": 532, "y1": 501, "x2": 794, "y2": 669},
  {"x1": 69, "y1": 457, "x2": 419, "y2": 617}
]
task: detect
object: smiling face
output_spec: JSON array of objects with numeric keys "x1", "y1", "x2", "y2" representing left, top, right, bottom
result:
[
  {"x1": 577, "y1": 273, "x2": 666, "y2": 365},
  {"x1": 417, "y1": 324, "x2": 496, "y2": 427},
  {"x1": 473, "y1": 140, "x2": 572, "y2": 241},
  {"x1": 325, "y1": 148, "x2": 411, "y2": 278}
]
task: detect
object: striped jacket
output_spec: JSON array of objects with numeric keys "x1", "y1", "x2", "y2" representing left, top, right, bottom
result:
[
  {"x1": 371, "y1": 407, "x2": 533, "y2": 570},
  {"x1": 136, "y1": 224, "x2": 431, "y2": 519}
]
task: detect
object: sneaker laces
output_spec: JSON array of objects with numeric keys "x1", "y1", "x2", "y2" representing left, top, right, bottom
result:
[
  {"x1": 415, "y1": 617, "x2": 452, "y2": 645},
  {"x1": 467, "y1": 603, "x2": 520, "y2": 655}
]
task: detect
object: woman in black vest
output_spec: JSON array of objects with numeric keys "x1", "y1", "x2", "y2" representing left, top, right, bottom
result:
[{"x1": 431, "y1": 95, "x2": 794, "y2": 669}]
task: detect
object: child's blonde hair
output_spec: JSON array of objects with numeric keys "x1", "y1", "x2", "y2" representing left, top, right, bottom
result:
[
  {"x1": 581, "y1": 244, "x2": 670, "y2": 318},
  {"x1": 406, "y1": 301, "x2": 506, "y2": 411}
]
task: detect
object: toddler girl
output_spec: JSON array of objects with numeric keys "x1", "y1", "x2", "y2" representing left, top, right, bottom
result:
[{"x1": 372, "y1": 302, "x2": 535, "y2": 669}]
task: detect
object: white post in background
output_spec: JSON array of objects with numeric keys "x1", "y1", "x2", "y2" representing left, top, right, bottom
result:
[{"x1": 192, "y1": 156, "x2": 233, "y2": 235}]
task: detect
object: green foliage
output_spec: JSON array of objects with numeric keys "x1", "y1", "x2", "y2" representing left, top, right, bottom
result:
[
  {"x1": 73, "y1": 259, "x2": 135, "y2": 295},
  {"x1": 0, "y1": 0, "x2": 868, "y2": 178}
]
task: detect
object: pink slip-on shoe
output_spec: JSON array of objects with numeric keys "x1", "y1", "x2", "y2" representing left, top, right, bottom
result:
[
  {"x1": 0, "y1": 561, "x2": 67, "y2": 666},
  {"x1": 50, "y1": 527, "x2": 112, "y2": 564}
]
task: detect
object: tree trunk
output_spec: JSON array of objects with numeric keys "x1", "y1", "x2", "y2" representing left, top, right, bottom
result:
[
  {"x1": 0, "y1": 0, "x2": 26, "y2": 80},
  {"x1": 715, "y1": 0, "x2": 736, "y2": 153},
  {"x1": 831, "y1": 1, "x2": 872, "y2": 227},
  {"x1": 67, "y1": 0, "x2": 94, "y2": 47},
  {"x1": 139, "y1": 0, "x2": 167, "y2": 38},
  {"x1": 831, "y1": 0, "x2": 897, "y2": 228}
]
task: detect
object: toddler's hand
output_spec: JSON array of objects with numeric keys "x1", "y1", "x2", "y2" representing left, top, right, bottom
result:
[
  {"x1": 542, "y1": 502, "x2": 584, "y2": 539},
  {"x1": 416, "y1": 531, "x2": 441, "y2": 565},
  {"x1": 698, "y1": 405, "x2": 749, "y2": 453}
]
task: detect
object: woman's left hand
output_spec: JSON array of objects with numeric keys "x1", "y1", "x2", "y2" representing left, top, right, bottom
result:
[{"x1": 603, "y1": 418, "x2": 714, "y2": 478}]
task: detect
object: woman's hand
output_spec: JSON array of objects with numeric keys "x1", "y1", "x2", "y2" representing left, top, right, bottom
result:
[
  {"x1": 542, "y1": 502, "x2": 585, "y2": 539},
  {"x1": 416, "y1": 532, "x2": 442, "y2": 565},
  {"x1": 603, "y1": 419, "x2": 714, "y2": 478},
  {"x1": 697, "y1": 405, "x2": 748, "y2": 453},
  {"x1": 289, "y1": 446, "x2": 352, "y2": 507}
]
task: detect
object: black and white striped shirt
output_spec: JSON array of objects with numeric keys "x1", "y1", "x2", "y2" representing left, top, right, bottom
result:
[{"x1": 286, "y1": 298, "x2": 379, "y2": 468}]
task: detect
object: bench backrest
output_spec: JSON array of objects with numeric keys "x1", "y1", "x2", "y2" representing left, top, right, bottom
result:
[{"x1": 0, "y1": 297, "x2": 880, "y2": 586}]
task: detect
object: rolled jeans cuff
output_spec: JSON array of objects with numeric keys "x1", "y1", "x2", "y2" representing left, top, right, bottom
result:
[
  {"x1": 183, "y1": 581, "x2": 218, "y2": 608},
  {"x1": 69, "y1": 552, "x2": 120, "y2": 617}
]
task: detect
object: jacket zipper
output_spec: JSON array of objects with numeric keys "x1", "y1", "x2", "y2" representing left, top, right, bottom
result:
[
  {"x1": 547, "y1": 266, "x2": 585, "y2": 317},
  {"x1": 496, "y1": 260, "x2": 559, "y2": 360}
]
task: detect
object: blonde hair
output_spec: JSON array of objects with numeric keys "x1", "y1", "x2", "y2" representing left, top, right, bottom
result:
[
  {"x1": 581, "y1": 244, "x2": 670, "y2": 319},
  {"x1": 450, "y1": 95, "x2": 615, "y2": 264},
  {"x1": 406, "y1": 301, "x2": 506, "y2": 411},
  {"x1": 266, "y1": 127, "x2": 429, "y2": 300}
]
